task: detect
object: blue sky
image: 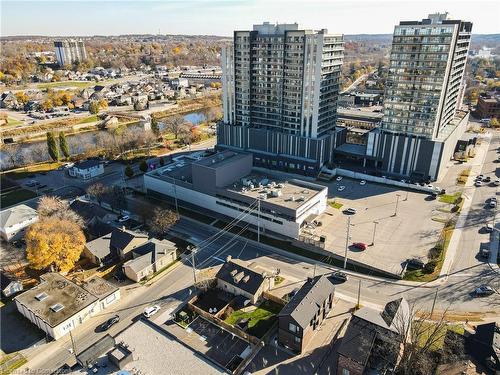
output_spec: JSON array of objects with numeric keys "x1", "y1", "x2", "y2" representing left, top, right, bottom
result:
[{"x1": 2, "y1": 0, "x2": 499, "y2": 36}]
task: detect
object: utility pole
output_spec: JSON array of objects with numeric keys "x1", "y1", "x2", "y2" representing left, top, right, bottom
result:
[
  {"x1": 430, "y1": 287, "x2": 439, "y2": 318},
  {"x1": 257, "y1": 199, "x2": 261, "y2": 243},
  {"x1": 356, "y1": 279, "x2": 361, "y2": 309},
  {"x1": 393, "y1": 194, "x2": 401, "y2": 216},
  {"x1": 172, "y1": 176, "x2": 179, "y2": 218},
  {"x1": 404, "y1": 190, "x2": 409, "y2": 201},
  {"x1": 190, "y1": 247, "x2": 197, "y2": 283},
  {"x1": 69, "y1": 330, "x2": 77, "y2": 357},
  {"x1": 371, "y1": 221, "x2": 379, "y2": 246},
  {"x1": 344, "y1": 216, "x2": 351, "y2": 269}
]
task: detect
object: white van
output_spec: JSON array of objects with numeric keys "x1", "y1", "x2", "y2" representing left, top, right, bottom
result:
[{"x1": 143, "y1": 305, "x2": 161, "y2": 318}]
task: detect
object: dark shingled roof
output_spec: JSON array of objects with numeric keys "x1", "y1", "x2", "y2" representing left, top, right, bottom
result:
[
  {"x1": 278, "y1": 275, "x2": 335, "y2": 329},
  {"x1": 69, "y1": 200, "x2": 109, "y2": 222},
  {"x1": 215, "y1": 260, "x2": 266, "y2": 295},
  {"x1": 110, "y1": 227, "x2": 148, "y2": 251},
  {"x1": 74, "y1": 160, "x2": 101, "y2": 170},
  {"x1": 77, "y1": 334, "x2": 116, "y2": 367}
]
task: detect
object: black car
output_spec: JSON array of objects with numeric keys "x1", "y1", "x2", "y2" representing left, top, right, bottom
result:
[
  {"x1": 474, "y1": 285, "x2": 495, "y2": 297},
  {"x1": 100, "y1": 315, "x2": 120, "y2": 331},
  {"x1": 406, "y1": 258, "x2": 425, "y2": 270},
  {"x1": 331, "y1": 271, "x2": 348, "y2": 282},
  {"x1": 484, "y1": 176, "x2": 491, "y2": 183}
]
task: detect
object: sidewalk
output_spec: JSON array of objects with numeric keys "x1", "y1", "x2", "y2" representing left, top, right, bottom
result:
[{"x1": 439, "y1": 132, "x2": 492, "y2": 280}]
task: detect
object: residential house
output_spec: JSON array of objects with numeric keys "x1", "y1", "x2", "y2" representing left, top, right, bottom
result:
[
  {"x1": 215, "y1": 258, "x2": 272, "y2": 304},
  {"x1": 122, "y1": 239, "x2": 177, "y2": 282},
  {"x1": 83, "y1": 227, "x2": 149, "y2": 265},
  {"x1": 0, "y1": 272, "x2": 23, "y2": 297},
  {"x1": 0, "y1": 204, "x2": 38, "y2": 242},
  {"x1": 14, "y1": 273, "x2": 120, "y2": 340},
  {"x1": 0, "y1": 92, "x2": 19, "y2": 110},
  {"x1": 336, "y1": 298, "x2": 410, "y2": 375},
  {"x1": 68, "y1": 160, "x2": 104, "y2": 180},
  {"x1": 278, "y1": 275, "x2": 335, "y2": 353}
]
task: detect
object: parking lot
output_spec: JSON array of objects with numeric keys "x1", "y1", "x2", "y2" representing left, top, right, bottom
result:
[
  {"x1": 163, "y1": 316, "x2": 251, "y2": 372},
  {"x1": 304, "y1": 177, "x2": 448, "y2": 276}
]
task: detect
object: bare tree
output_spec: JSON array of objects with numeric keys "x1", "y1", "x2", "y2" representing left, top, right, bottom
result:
[
  {"x1": 37, "y1": 195, "x2": 84, "y2": 228},
  {"x1": 164, "y1": 115, "x2": 185, "y2": 139},
  {"x1": 86, "y1": 183, "x2": 108, "y2": 204},
  {"x1": 146, "y1": 207, "x2": 178, "y2": 238},
  {"x1": 2, "y1": 144, "x2": 23, "y2": 169},
  {"x1": 29, "y1": 142, "x2": 49, "y2": 163}
]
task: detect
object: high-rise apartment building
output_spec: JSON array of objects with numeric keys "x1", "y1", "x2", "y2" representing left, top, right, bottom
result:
[
  {"x1": 366, "y1": 13, "x2": 472, "y2": 181},
  {"x1": 54, "y1": 40, "x2": 87, "y2": 66},
  {"x1": 218, "y1": 22, "x2": 344, "y2": 175}
]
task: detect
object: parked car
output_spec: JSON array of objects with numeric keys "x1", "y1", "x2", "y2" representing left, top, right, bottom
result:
[
  {"x1": 485, "y1": 224, "x2": 494, "y2": 233},
  {"x1": 336, "y1": 176, "x2": 343, "y2": 182},
  {"x1": 359, "y1": 180, "x2": 366, "y2": 186},
  {"x1": 489, "y1": 201, "x2": 497, "y2": 208},
  {"x1": 406, "y1": 258, "x2": 425, "y2": 270},
  {"x1": 143, "y1": 305, "x2": 161, "y2": 318},
  {"x1": 352, "y1": 242, "x2": 367, "y2": 250},
  {"x1": 331, "y1": 271, "x2": 348, "y2": 282},
  {"x1": 480, "y1": 248, "x2": 491, "y2": 259},
  {"x1": 344, "y1": 208, "x2": 357, "y2": 215},
  {"x1": 484, "y1": 176, "x2": 491, "y2": 183},
  {"x1": 474, "y1": 285, "x2": 495, "y2": 297},
  {"x1": 494, "y1": 180, "x2": 500, "y2": 186},
  {"x1": 99, "y1": 315, "x2": 120, "y2": 331},
  {"x1": 475, "y1": 181, "x2": 483, "y2": 187},
  {"x1": 338, "y1": 186, "x2": 345, "y2": 192},
  {"x1": 117, "y1": 215, "x2": 130, "y2": 223}
]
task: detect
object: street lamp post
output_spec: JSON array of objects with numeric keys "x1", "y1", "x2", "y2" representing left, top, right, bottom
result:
[
  {"x1": 371, "y1": 221, "x2": 379, "y2": 246},
  {"x1": 393, "y1": 194, "x2": 401, "y2": 216},
  {"x1": 344, "y1": 216, "x2": 352, "y2": 269}
]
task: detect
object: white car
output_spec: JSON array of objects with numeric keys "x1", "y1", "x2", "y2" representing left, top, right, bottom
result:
[
  {"x1": 494, "y1": 180, "x2": 500, "y2": 186},
  {"x1": 118, "y1": 215, "x2": 130, "y2": 222},
  {"x1": 336, "y1": 176, "x2": 343, "y2": 182},
  {"x1": 338, "y1": 186, "x2": 345, "y2": 192},
  {"x1": 360, "y1": 180, "x2": 366, "y2": 186},
  {"x1": 143, "y1": 305, "x2": 161, "y2": 318},
  {"x1": 475, "y1": 181, "x2": 483, "y2": 187}
]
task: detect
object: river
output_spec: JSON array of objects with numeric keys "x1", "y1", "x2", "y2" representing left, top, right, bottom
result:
[{"x1": 0, "y1": 111, "x2": 207, "y2": 170}]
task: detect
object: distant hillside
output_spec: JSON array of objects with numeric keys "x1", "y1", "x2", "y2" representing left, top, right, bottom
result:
[
  {"x1": 470, "y1": 34, "x2": 500, "y2": 47},
  {"x1": 345, "y1": 34, "x2": 392, "y2": 43}
]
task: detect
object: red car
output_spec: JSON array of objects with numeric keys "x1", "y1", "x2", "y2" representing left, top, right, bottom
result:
[{"x1": 352, "y1": 242, "x2": 367, "y2": 250}]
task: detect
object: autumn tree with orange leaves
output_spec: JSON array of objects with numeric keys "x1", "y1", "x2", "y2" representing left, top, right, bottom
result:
[{"x1": 26, "y1": 217, "x2": 85, "y2": 273}]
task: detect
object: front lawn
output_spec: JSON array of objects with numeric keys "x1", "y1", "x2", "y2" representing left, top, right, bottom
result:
[
  {"x1": 76, "y1": 115, "x2": 99, "y2": 124},
  {"x1": 328, "y1": 200, "x2": 343, "y2": 209},
  {"x1": 439, "y1": 192, "x2": 461, "y2": 204},
  {"x1": 418, "y1": 323, "x2": 465, "y2": 350},
  {"x1": 0, "y1": 188, "x2": 37, "y2": 208},
  {"x1": 4, "y1": 162, "x2": 63, "y2": 180},
  {"x1": 225, "y1": 300, "x2": 283, "y2": 338}
]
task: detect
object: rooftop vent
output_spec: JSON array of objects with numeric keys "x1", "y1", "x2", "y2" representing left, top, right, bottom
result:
[
  {"x1": 35, "y1": 292, "x2": 48, "y2": 301},
  {"x1": 50, "y1": 303, "x2": 64, "y2": 313},
  {"x1": 242, "y1": 275, "x2": 250, "y2": 283},
  {"x1": 230, "y1": 269, "x2": 238, "y2": 276}
]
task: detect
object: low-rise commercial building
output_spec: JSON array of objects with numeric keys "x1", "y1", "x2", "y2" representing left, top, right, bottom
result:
[
  {"x1": 14, "y1": 273, "x2": 120, "y2": 340},
  {"x1": 477, "y1": 94, "x2": 500, "y2": 120},
  {"x1": 0, "y1": 204, "x2": 38, "y2": 242},
  {"x1": 144, "y1": 150, "x2": 328, "y2": 239},
  {"x1": 278, "y1": 275, "x2": 335, "y2": 353}
]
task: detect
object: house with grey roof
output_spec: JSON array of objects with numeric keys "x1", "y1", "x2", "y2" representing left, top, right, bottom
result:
[
  {"x1": 336, "y1": 297, "x2": 410, "y2": 375},
  {"x1": 215, "y1": 258, "x2": 272, "y2": 304},
  {"x1": 14, "y1": 273, "x2": 120, "y2": 340},
  {"x1": 83, "y1": 227, "x2": 149, "y2": 265},
  {"x1": 122, "y1": 239, "x2": 177, "y2": 282},
  {"x1": 278, "y1": 275, "x2": 335, "y2": 353},
  {"x1": 68, "y1": 160, "x2": 104, "y2": 180},
  {"x1": 0, "y1": 204, "x2": 38, "y2": 242}
]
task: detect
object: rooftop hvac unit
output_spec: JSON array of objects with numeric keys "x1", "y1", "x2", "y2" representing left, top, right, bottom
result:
[
  {"x1": 278, "y1": 183, "x2": 284, "y2": 188},
  {"x1": 259, "y1": 193, "x2": 267, "y2": 200},
  {"x1": 271, "y1": 189, "x2": 282, "y2": 197},
  {"x1": 260, "y1": 178, "x2": 269, "y2": 186},
  {"x1": 249, "y1": 184, "x2": 254, "y2": 189},
  {"x1": 290, "y1": 196, "x2": 295, "y2": 202}
]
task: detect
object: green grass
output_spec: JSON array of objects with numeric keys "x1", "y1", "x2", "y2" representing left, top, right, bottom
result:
[
  {"x1": 274, "y1": 276, "x2": 285, "y2": 285},
  {"x1": 404, "y1": 222, "x2": 455, "y2": 282},
  {"x1": 328, "y1": 200, "x2": 343, "y2": 209},
  {"x1": 76, "y1": 115, "x2": 99, "y2": 124},
  {"x1": 225, "y1": 300, "x2": 282, "y2": 338},
  {"x1": 36, "y1": 81, "x2": 96, "y2": 89},
  {"x1": 0, "y1": 353, "x2": 27, "y2": 375},
  {"x1": 4, "y1": 117, "x2": 23, "y2": 126},
  {"x1": 418, "y1": 323, "x2": 465, "y2": 350},
  {"x1": 0, "y1": 188, "x2": 38, "y2": 208},
  {"x1": 439, "y1": 192, "x2": 461, "y2": 204},
  {"x1": 4, "y1": 162, "x2": 63, "y2": 180}
]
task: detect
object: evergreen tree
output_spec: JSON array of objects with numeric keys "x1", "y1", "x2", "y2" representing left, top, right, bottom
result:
[
  {"x1": 124, "y1": 165, "x2": 134, "y2": 178},
  {"x1": 151, "y1": 117, "x2": 160, "y2": 136},
  {"x1": 46, "y1": 132, "x2": 59, "y2": 161},
  {"x1": 59, "y1": 131, "x2": 70, "y2": 159}
]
